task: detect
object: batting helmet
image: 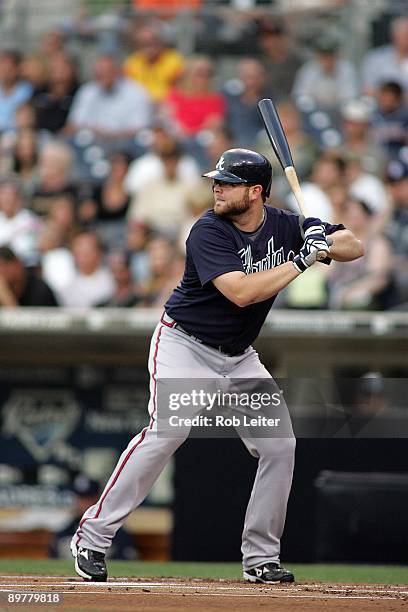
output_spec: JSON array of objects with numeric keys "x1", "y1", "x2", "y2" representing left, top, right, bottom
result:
[{"x1": 202, "y1": 148, "x2": 272, "y2": 198}]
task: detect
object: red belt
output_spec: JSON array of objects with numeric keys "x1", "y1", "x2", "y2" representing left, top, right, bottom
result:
[{"x1": 160, "y1": 312, "x2": 246, "y2": 357}]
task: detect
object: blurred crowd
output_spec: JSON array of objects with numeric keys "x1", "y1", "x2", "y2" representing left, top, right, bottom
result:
[{"x1": 0, "y1": 10, "x2": 407, "y2": 311}]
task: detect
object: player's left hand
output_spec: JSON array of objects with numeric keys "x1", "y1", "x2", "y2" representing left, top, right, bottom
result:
[
  {"x1": 299, "y1": 216, "x2": 327, "y2": 241},
  {"x1": 292, "y1": 235, "x2": 332, "y2": 273}
]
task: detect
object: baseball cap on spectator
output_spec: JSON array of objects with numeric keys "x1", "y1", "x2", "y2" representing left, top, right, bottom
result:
[
  {"x1": 341, "y1": 99, "x2": 373, "y2": 123},
  {"x1": 72, "y1": 474, "x2": 100, "y2": 497},
  {"x1": 357, "y1": 372, "x2": 385, "y2": 396},
  {"x1": 385, "y1": 159, "x2": 408, "y2": 183}
]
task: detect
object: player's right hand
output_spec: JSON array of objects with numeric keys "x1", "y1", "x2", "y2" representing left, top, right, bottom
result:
[{"x1": 292, "y1": 236, "x2": 332, "y2": 273}]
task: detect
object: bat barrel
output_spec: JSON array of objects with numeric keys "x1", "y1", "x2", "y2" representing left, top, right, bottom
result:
[{"x1": 257, "y1": 98, "x2": 294, "y2": 171}]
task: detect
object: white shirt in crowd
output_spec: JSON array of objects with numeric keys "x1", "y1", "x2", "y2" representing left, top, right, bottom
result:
[
  {"x1": 128, "y1": 178, "x2": 194, "y2": 238},
  {"x1": 41, "y1": 248, "x2": 76, "y2": 296},
  {"x1": 124, "y1": 153, "x2": 200, "y2": 196},
  {"x1": 0, "y1": 208, "x2": 42, "y2": 264},
  {"x1": 59, "y1": 267, "x2": 115, "y2": 307},
  {"x1": 68, "y1": 78, "x2": 152, "y2": 133},
  {"x1": 349, "y1": 173, "x2": 388, "y2": 213},
  {"x1": 287, "y1": 182, "x2": 334, "y2": 223},
  {"x1": 292, "y1": 59, "x2": 359, "y2": 110},
  {"x1": 362, "y1": 45, "x2": 408, "y2": 93}
]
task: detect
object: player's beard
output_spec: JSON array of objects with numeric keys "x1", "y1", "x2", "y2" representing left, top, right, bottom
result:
[{"x1": 213, "y1": 188, "x2": 251, "y2": 219}]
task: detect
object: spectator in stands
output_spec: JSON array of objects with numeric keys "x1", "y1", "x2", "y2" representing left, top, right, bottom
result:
[
  {"x1": 37, "y1": 194, "x2": 79, "y2": 299},
  {"x1": 223, "y1": 58, "x2": 268, "y2": 148},
  {"x1": 0, "y1": 50, "x2": 32, "y2": 133},
  {"x1": 66, "y1": 54, "x2": 152, "y2": 146},
  {"x1": 0, "y1": 103, "x2": 38, "y2": 176},
  {"x1": 20, "y1": 54, "x2": 48, "y2": 97},
  {"x1": 200, "y1": 126, "x2": 233, "y2": 171},
  {"x1": 336, "y1": 98, "x2": 385, "y2": 176},
  {"x1": 79, "y1": 151, "x2": 131, "y2": 250},
  {"x1": 162, "y1": 56, "x2": 225, "y2": 138},
  {"x1": 346, "y1": 372, "x2": 393, "y2": 438},
  {"x1": 97, "y1": 251, "x2": 141, "y2": 307},
  {"x1": 123, "y1": 20, "x2": 185, "y2": 102},
  {"x1": 138, "y1": 236, "x2": 183, "y2": 308},
  {"x1": 37, "y1": 219, "x2": 76, "y2": 300},
  {"x1": 257, "y1": 16, "x2": 304, "y2": 102},
  {"x1": 292, "y1": 34, "x2": 359, "y2": 112},
  {"x1": 278, "y1": 253, "x2": 330, "y2": 310},
  {"x1": 49, "y1": 475, "x2": 137, "y2": 560},
  {"x1": 45, "y1": 195, "x2": 78, "y2": 247},
  {"x1": 125, "y1": 220, "x2": 151, "y2": 285},
  {"x1": 177, "y1": 179, "x2": 213, "y2": 252},
  {"x1": 14, "y1": 101, "x2": 37, "y2": 134},
  {"x1": 32, "y1": 53, "x2": 79, "y2": 134},
  {"x1": 128, "y1": 142, "x2": 197, "y2": 239},
  {"x1": 133, "y1": 0, "x2": 201, "y2": 16},
  {"x1": 37, "y1": 28, "x2": 66, "y2": 68},
  {"x1": 10, "y1": 128, "x2": 39, "y2": 196},
  {"x1": 14, "y1": 102, "x2": 37, "y2": 132},
  {"x1": 346, "y1": 156, "x2": 388, "y2": 215},
  {"x1": 0, "y1": 246, "x2": 57, "y2": 307},
  {"x1": 361, "y1": 16, "x2": 408, "y2": 96},
  {"x1": 0, "y1": 175, "x2": 42, "y2": 265},
  {"x1": 384, "y1": 160, "x2": 408, "y2": 309},
  {"x1": 287, "y1": 152, "x2": 347, "y2": 222},
  {"x1": 327, "y1": 197, "x2": 393, "y2": 310},
  {"x1": 59, "y1": 232, "x2": 114, "y2": 307},
  {"x1": 124, "y1": 124, "x2": 199, "y2": 198},
  {"x1": 370, "y1": 81, "x2": 408, "y2": 161},
  {"x1": 31, "y1": 140, "x2": 77, "y2": 216}
]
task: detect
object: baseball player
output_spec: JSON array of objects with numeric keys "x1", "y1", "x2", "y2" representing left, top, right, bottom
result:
[{"x1": 71, "y1": 148, "x2": 363, "y2": 583}]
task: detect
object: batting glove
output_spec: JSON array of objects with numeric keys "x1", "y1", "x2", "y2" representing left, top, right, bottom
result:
[
  {"x1": 299, "y1": 216, "x2": 327, "y2": 241},
  {"x1": 292, "y1": 236, "x2": 332, "y2": 273}
]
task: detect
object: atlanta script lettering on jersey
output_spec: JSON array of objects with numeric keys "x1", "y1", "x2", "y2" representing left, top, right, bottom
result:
[
  {"x1": 166, "y1": 207, "x2": 344, "y2": 351},
  {"x1": 239, "y1": 237, "x2": 295, "y2": 274}
]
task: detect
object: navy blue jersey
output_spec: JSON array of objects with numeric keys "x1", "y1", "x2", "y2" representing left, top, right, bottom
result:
[{"x1": 165, "y1": 206, "x2": 344, "y2": 353}]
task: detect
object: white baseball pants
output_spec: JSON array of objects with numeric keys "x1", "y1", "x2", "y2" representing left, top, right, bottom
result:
[{"x1": 72, "y1": 317, "x2": 295, "y2": 570}]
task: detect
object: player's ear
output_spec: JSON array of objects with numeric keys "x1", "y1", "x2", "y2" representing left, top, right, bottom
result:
[{"x1": 249, "y1": 184, "x2": 263, "y2": 199}]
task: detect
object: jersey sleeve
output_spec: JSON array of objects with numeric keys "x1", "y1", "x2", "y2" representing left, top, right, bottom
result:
[
  {"x1": 324, "y1": 222, "x2": 346, "y2": 235},
  {"x1": 290, "y1": 214, "x2": 345, "y2": 243},
  {"x1": 187, "y1": 223, "x2": 244, "y2": 286},
  {"x1": 321, "y1": 221, "x2": 346, "y2": 265}
]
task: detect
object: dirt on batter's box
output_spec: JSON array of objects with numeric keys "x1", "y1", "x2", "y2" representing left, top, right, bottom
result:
[{"x1": 0, "y1": 576, "x2": 407, "y2": 612}]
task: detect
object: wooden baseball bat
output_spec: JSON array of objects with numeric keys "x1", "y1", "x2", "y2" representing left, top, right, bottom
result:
[{"x1": 257, "y1": 98, "x2": 328, "y2": 261}]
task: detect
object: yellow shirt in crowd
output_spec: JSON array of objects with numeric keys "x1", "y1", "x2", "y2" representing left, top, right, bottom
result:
[{"x1": 123, "y1": 49, "x2": 185, "y2": 102}]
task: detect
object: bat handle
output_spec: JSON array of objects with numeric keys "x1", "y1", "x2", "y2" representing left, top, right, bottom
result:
[
  {"x1": 284, "y1": 166, "x2": 306, "y2": 214},
  {"x1": 284, "y1": 166, "x2": 328, "y2": 262}
]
